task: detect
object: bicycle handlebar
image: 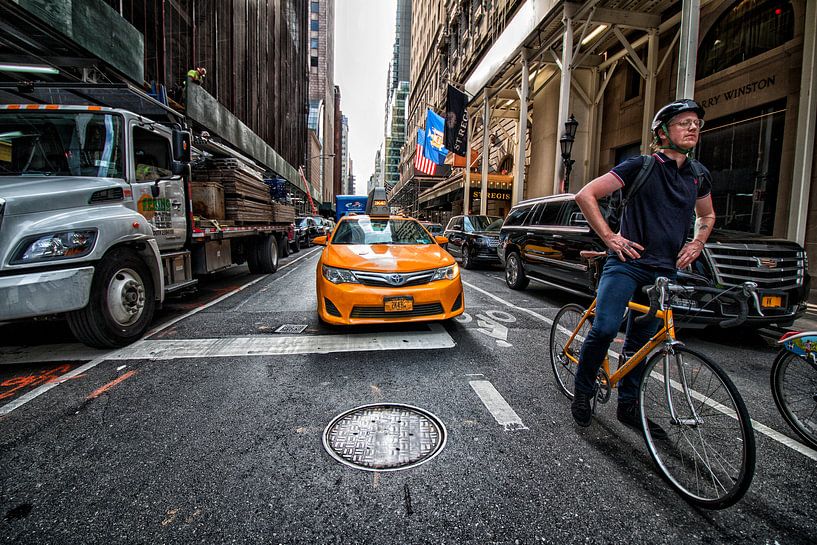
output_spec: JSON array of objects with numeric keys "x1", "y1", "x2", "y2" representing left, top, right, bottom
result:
[{"x1": 634, "y1": 277, "x2": 762, "y2": 328}]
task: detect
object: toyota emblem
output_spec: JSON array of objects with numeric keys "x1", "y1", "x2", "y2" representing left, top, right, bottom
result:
[{"x1": 389, "y1": 274, "x2": 404, "y2": 285}]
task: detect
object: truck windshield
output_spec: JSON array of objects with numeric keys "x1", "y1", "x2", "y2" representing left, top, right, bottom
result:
[
  {"x1": 0, "y1": 112, "x2": 124, "y2": 178},
  {"x1": 332, "y1": 218, "x2": 434, "y2": 245}
]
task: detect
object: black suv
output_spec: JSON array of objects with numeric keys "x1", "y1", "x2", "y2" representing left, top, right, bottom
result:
[
  {"x1": 443, "y1": 215, "x2": 503, "y2": 269},
  {"x1": 497, "y1": 194, "x2": 810, "y2": 328},
  {"x1": 294, "y1": 216, "x2": 321, "y2": 249}
]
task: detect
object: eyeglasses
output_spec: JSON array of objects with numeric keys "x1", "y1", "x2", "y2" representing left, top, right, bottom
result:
[{"x1": 670, "y1": 118, "x2": 705, "y2": 130}]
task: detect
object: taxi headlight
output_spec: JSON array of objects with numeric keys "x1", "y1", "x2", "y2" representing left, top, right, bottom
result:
[
  {"x1": 431, "y1": 264, "x2": 458, "y2": 281},
  {"x1": 11, "y1": 229, "x2": 97, "y2": 264},
  {"x1": 322, "y1": 265, "x2": 359, "y2": 284}
]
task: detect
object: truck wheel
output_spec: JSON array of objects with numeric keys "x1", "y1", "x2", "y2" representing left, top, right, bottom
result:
[
  {"x1": 254, "y1": 234, "x2": 279, "y2": 273},
  {"x1": 67, "y1": 248, "x2": 156, "y2": 347},
  {"x1": 279, "y1": 234, "x2": 290, "y2": 258}
]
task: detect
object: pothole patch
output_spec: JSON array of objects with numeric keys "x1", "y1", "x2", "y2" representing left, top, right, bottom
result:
[{"x1": 323, "y1": 403, "x2": 446, "y2": 471}]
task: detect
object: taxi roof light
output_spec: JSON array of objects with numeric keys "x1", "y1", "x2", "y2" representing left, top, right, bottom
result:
[{"x1": 366, "y1": 187, "x2": 391, "y2": 217}]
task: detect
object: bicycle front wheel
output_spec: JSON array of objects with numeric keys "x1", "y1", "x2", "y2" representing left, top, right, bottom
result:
[
  {"x1": 639, "y1": 346, "x2": 755, "y2": 509},
  {"x1": 771, "y1": 350, "x2": 817, "y2": 450},
  {"x1": 549, "y1": 304, "x2": 590, "y2": 399}
]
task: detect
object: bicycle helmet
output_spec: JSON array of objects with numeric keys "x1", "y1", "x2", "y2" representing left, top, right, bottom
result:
[{"x1": 651, "y1": 99, "x2": 705, "y2": 155}]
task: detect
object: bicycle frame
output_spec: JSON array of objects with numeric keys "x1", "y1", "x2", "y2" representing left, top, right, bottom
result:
[{"x1": 562, "y1": 297, "x2": 703, "y2": 425}]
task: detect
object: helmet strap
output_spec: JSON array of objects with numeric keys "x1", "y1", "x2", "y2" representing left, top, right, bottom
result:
[{"x1": 657, "y1": 122, "x2": 694, "y2": 156}]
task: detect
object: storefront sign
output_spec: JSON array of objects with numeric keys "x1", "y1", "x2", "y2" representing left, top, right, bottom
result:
[
  {"x1": 472, "y1": 189, "x2": 512, "y2": 200},
  {"x1": 699, "y1": 76, "x2": 776, "y2": 109}
]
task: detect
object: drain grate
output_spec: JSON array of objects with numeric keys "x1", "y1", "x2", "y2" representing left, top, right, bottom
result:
[
  {"x1": 274, "y1": 324, "x2": 308, "y2": 334},
  {"x1": 323, "y1": 403, "x2": 446, "y2": 471}
]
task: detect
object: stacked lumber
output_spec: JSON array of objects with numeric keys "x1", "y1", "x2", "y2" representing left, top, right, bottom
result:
[
  {"x1": 193, "y1": 158, "x2": 274, "y2": 224},
  {"x1": 271, "y1": 202, "x2": 295, "y2": 223}
]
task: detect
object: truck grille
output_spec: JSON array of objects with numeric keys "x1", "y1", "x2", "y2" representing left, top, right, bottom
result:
[{"x1": 706, "y1": 243, "x2": 805, "y2": 290}]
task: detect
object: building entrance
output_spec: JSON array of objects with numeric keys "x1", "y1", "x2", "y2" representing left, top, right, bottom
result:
[{"x1": 697, "y1": 101, "x2": 786, "y2": 235}]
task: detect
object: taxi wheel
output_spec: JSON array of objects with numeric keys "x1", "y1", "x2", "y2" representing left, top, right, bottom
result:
[{"x1": 461, "y1": 245, "x2": 474, "y2": 269}]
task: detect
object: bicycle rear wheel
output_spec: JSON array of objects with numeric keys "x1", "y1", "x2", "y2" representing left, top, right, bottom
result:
[
  {"x1": 770, "y1": 351, "x2": 817, "y2": 450},
  {"x1": 549, "y1": 304, "x2": 590, "y2": 399},
  {"x1": 639, "y1": 346, "x2": 755, "y2": 509}
]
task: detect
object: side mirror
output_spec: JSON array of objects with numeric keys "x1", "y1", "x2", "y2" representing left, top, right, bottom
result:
[
  {"x1": 172, "y1": 129, "x2": 192, "y2": 163},
  {"x1": 313, "y1": 235, "x2": 327, "y2": 246},
  {"x1": 435, "y1": 236, "x2": 449, "y2": 245},
  {"x1": 171, "y1": 160, "x2": 186, "y2": 176}
]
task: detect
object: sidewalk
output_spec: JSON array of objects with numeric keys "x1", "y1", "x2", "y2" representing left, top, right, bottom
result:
[{"x1": 791, "y1": 303, "x2": 817, "y2": 332}]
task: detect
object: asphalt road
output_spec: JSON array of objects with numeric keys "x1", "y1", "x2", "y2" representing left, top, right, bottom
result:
[{"x1": 1, "y1": 248, "x2": 815, "y2": 544}]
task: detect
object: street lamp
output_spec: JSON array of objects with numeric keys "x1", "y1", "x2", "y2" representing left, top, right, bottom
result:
[{"x1": 560, "y1": 114, "x2": 578, "y2": 193}]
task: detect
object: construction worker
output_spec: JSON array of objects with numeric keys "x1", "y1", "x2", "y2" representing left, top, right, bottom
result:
[{"x1": 186, "y1": 67, "x2": 206, "y2": 85}]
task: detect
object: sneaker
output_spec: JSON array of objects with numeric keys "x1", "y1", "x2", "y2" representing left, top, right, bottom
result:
[
  {"x1": 571, "y1": 390, "x2": 593, "y2": 427},
  {"x1": 617, "y1": 400, "x2": 668, "y2": 440}
]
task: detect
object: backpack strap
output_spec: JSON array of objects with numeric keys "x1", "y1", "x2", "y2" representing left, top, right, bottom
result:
[
  {"x1": 621, "y1": 154, "x2": 655, "y2": 208},
  {"x1": 687, "y1": 158, "x2": 706, "y2": 185}
]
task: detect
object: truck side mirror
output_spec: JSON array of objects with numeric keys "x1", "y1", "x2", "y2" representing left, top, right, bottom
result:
[
  {"x1": 171, "y1": 160, "x2": 186, "y2": 176},
  {"x1": 172, "y1": 129, "x2": 191, "y2": 163}
]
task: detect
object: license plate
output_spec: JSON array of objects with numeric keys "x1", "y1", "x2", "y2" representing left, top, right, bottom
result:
[
  {"x1": 384, "y1": 296, "x2": 413, "y2": 312},
  {"x1": 761, "y1": 295, "x2": 782, "y2": 308}
]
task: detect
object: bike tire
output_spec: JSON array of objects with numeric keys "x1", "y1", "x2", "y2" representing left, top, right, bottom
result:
[
  {"x1": 770, "y1": 350, "x2": 817, "y2": 450},
  {"x1": 639, "y1": 346, "x2": 755, "y2": 509},
  {"x1": 549, "y1": 304, "x2": 590, "y2": 399}
]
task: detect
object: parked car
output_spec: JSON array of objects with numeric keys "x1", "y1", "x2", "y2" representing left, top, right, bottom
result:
[
  {"x1": 497, "y1": 194, "x2": 810, "y2": 328},
  {"x1": 443, "y1": 215, "x2": 503, "y2": 269},
  {"x1": 420, "y1": 221, "x2": 445, "y2": 237},
  {"x1": 294, "y1": 216, "x2": 321, "y2": 249}
]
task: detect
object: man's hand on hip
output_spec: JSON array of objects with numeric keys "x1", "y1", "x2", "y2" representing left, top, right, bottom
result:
[{"x1": 603, "y1": 233, "x2": 644, "y2": 262}]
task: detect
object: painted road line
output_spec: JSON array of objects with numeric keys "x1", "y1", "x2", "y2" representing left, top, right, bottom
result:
[
  {"x1": 462, "y1": 280, "x2": 817, "y2": 460},
  {"x1": 0, "y1": 252, "x2": 320, "y2": 416},
  {"x1": 0, "y1": 344, "x2": 115, "y2": 366},
  {"x1": 107, "y1": 323, "x2": 455, "y2": 360},
  {"x1": 87, "y1": 370, "x2": 137, "y2": 400},
  {"x1": 469, "y1": 380, "x2": 528, "y2": 431}
]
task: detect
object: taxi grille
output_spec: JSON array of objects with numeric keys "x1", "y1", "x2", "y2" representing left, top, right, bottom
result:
[
  {"x1": 354, "y1": 270, "x2": 436, "y2": 287},
  {"x1": 351, "y1": 302, "x2": 444, "y2": 318}
]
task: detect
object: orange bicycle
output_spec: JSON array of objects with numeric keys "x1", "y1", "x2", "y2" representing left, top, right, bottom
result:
[{"x1": 549, "y1": 277, "x2": 757, "y2": 509}]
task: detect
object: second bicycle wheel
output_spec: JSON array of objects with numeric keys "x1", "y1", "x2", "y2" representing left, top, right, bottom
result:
[
  {"x1": 771, "y1": 350, "x2": 817, "y2": 450},
  {"x1": 639, "y1": 346, "x2": 755, "y2": 509},
  {"x1": 549, "y1": 304, "x2": 590, "y2": 399}
]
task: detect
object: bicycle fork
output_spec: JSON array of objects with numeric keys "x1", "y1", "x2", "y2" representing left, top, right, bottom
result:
[{"x1": 662, "y1": 342, "x2": 705, "y2": 427}]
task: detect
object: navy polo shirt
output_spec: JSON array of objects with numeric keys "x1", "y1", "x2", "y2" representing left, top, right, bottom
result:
[{"x1": 610, "y1": 152, "x2": 711, "y2": 270}]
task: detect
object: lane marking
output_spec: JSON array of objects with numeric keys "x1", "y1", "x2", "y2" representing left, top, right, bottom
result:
[
  {"x1": 87, "y1": 370, "x2": 137, "y2": 400},
  {"x1": 469, "y1": 380, "x2": 528, "y2": 431},
  {"x1": 106, "y1": 323, "x2": 455, "y2": 360},
  {"x1": 0, "y1": 252, "x2": 320, "y2": 416},
  {"x1": 462, "y1": 279, "x2": 817, "y2": 460},
  {"x1": 0, "y1": 344, "x2": 114, "y2": 366}
]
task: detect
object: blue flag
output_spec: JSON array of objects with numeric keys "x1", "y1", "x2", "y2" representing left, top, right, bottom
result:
[{"x1": 424, "y1": 109, "x2": 449, "y2": 165}]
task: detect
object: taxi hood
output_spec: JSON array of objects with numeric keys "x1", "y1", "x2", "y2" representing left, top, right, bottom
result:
[{"x1": 323, "y1": 244, "x2": 454, "y2": 272}]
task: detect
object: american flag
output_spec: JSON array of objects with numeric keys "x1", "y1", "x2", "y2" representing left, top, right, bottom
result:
[{"x1": 414, "y1": 129, "x2": 436, "y2": 176}]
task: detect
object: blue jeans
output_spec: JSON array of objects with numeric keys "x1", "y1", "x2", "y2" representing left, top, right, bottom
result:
[{"x1": 574, "y1": 259, "x2": 676, "y2": 403}]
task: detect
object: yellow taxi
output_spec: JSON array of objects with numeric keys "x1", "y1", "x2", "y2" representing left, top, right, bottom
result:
[{"x1": 314, "y1": 190, "x2": 463, "y2": 325}]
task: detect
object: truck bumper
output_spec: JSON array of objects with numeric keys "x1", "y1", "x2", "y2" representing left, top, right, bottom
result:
[{"x1": 0, "y1": 266, "x2": 94, "y2": 320}]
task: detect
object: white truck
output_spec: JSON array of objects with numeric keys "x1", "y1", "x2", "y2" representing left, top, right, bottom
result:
[{"x1": 0, "y1": 87, "x2": 293, "y2": 347}]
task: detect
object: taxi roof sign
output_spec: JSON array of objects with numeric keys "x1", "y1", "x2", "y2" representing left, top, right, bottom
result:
[{"x1": 366, "y1": 187, "x2": 390, "y2": 217}]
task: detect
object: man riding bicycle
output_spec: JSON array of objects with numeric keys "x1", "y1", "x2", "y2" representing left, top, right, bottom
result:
[{"x1": 570, "y1": 99, "x2": 716, "y2": 434}]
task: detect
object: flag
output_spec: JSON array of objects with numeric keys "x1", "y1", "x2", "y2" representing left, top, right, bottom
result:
[
  {"x1": 424, "y1": 109, "x2": 448, "y2": 165},
  {"x1": 444, "y1": 85, "x2": 468, "y2": 156},
  {"x1": 414, "y1": 129, "x2": 436, "y2": 176}
]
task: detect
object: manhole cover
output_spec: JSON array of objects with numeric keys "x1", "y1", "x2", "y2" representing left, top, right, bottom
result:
[
  {"x1": 274, "y1": 324, "x2": 307, "y2": 334},
  {"x1": 323, "y1": 403, "x2": 446, "y2": 471}
]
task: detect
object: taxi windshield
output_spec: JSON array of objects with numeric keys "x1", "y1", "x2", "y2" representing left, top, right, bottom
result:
[{"x1": 332, "y1": 218, "x2": 434, "y2": 245}]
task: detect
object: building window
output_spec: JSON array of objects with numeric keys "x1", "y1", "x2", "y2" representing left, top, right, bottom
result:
[
  {"x1": 311, "y1": 38, "x2": 319, "y2": 49},
  {"x1": 311, "y1": 1, "x2": 319, "y2": 13},
  {"x1": 696, "y1": 100, "x2": 786, "y2": 235},
  {"x1": 311, "y1": 56, "x2": 319, "y2": 68},
  {"x1": 311, "y1": 19, "x2": 319, "y2": 31},
  {"x1": 698, "y1": 0, "x2": 794, "y2": 79}
]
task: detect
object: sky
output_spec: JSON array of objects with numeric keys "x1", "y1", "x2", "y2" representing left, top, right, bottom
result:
[{"x1": 334, "y1": 0, "x2": 398, "y2": 194}]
